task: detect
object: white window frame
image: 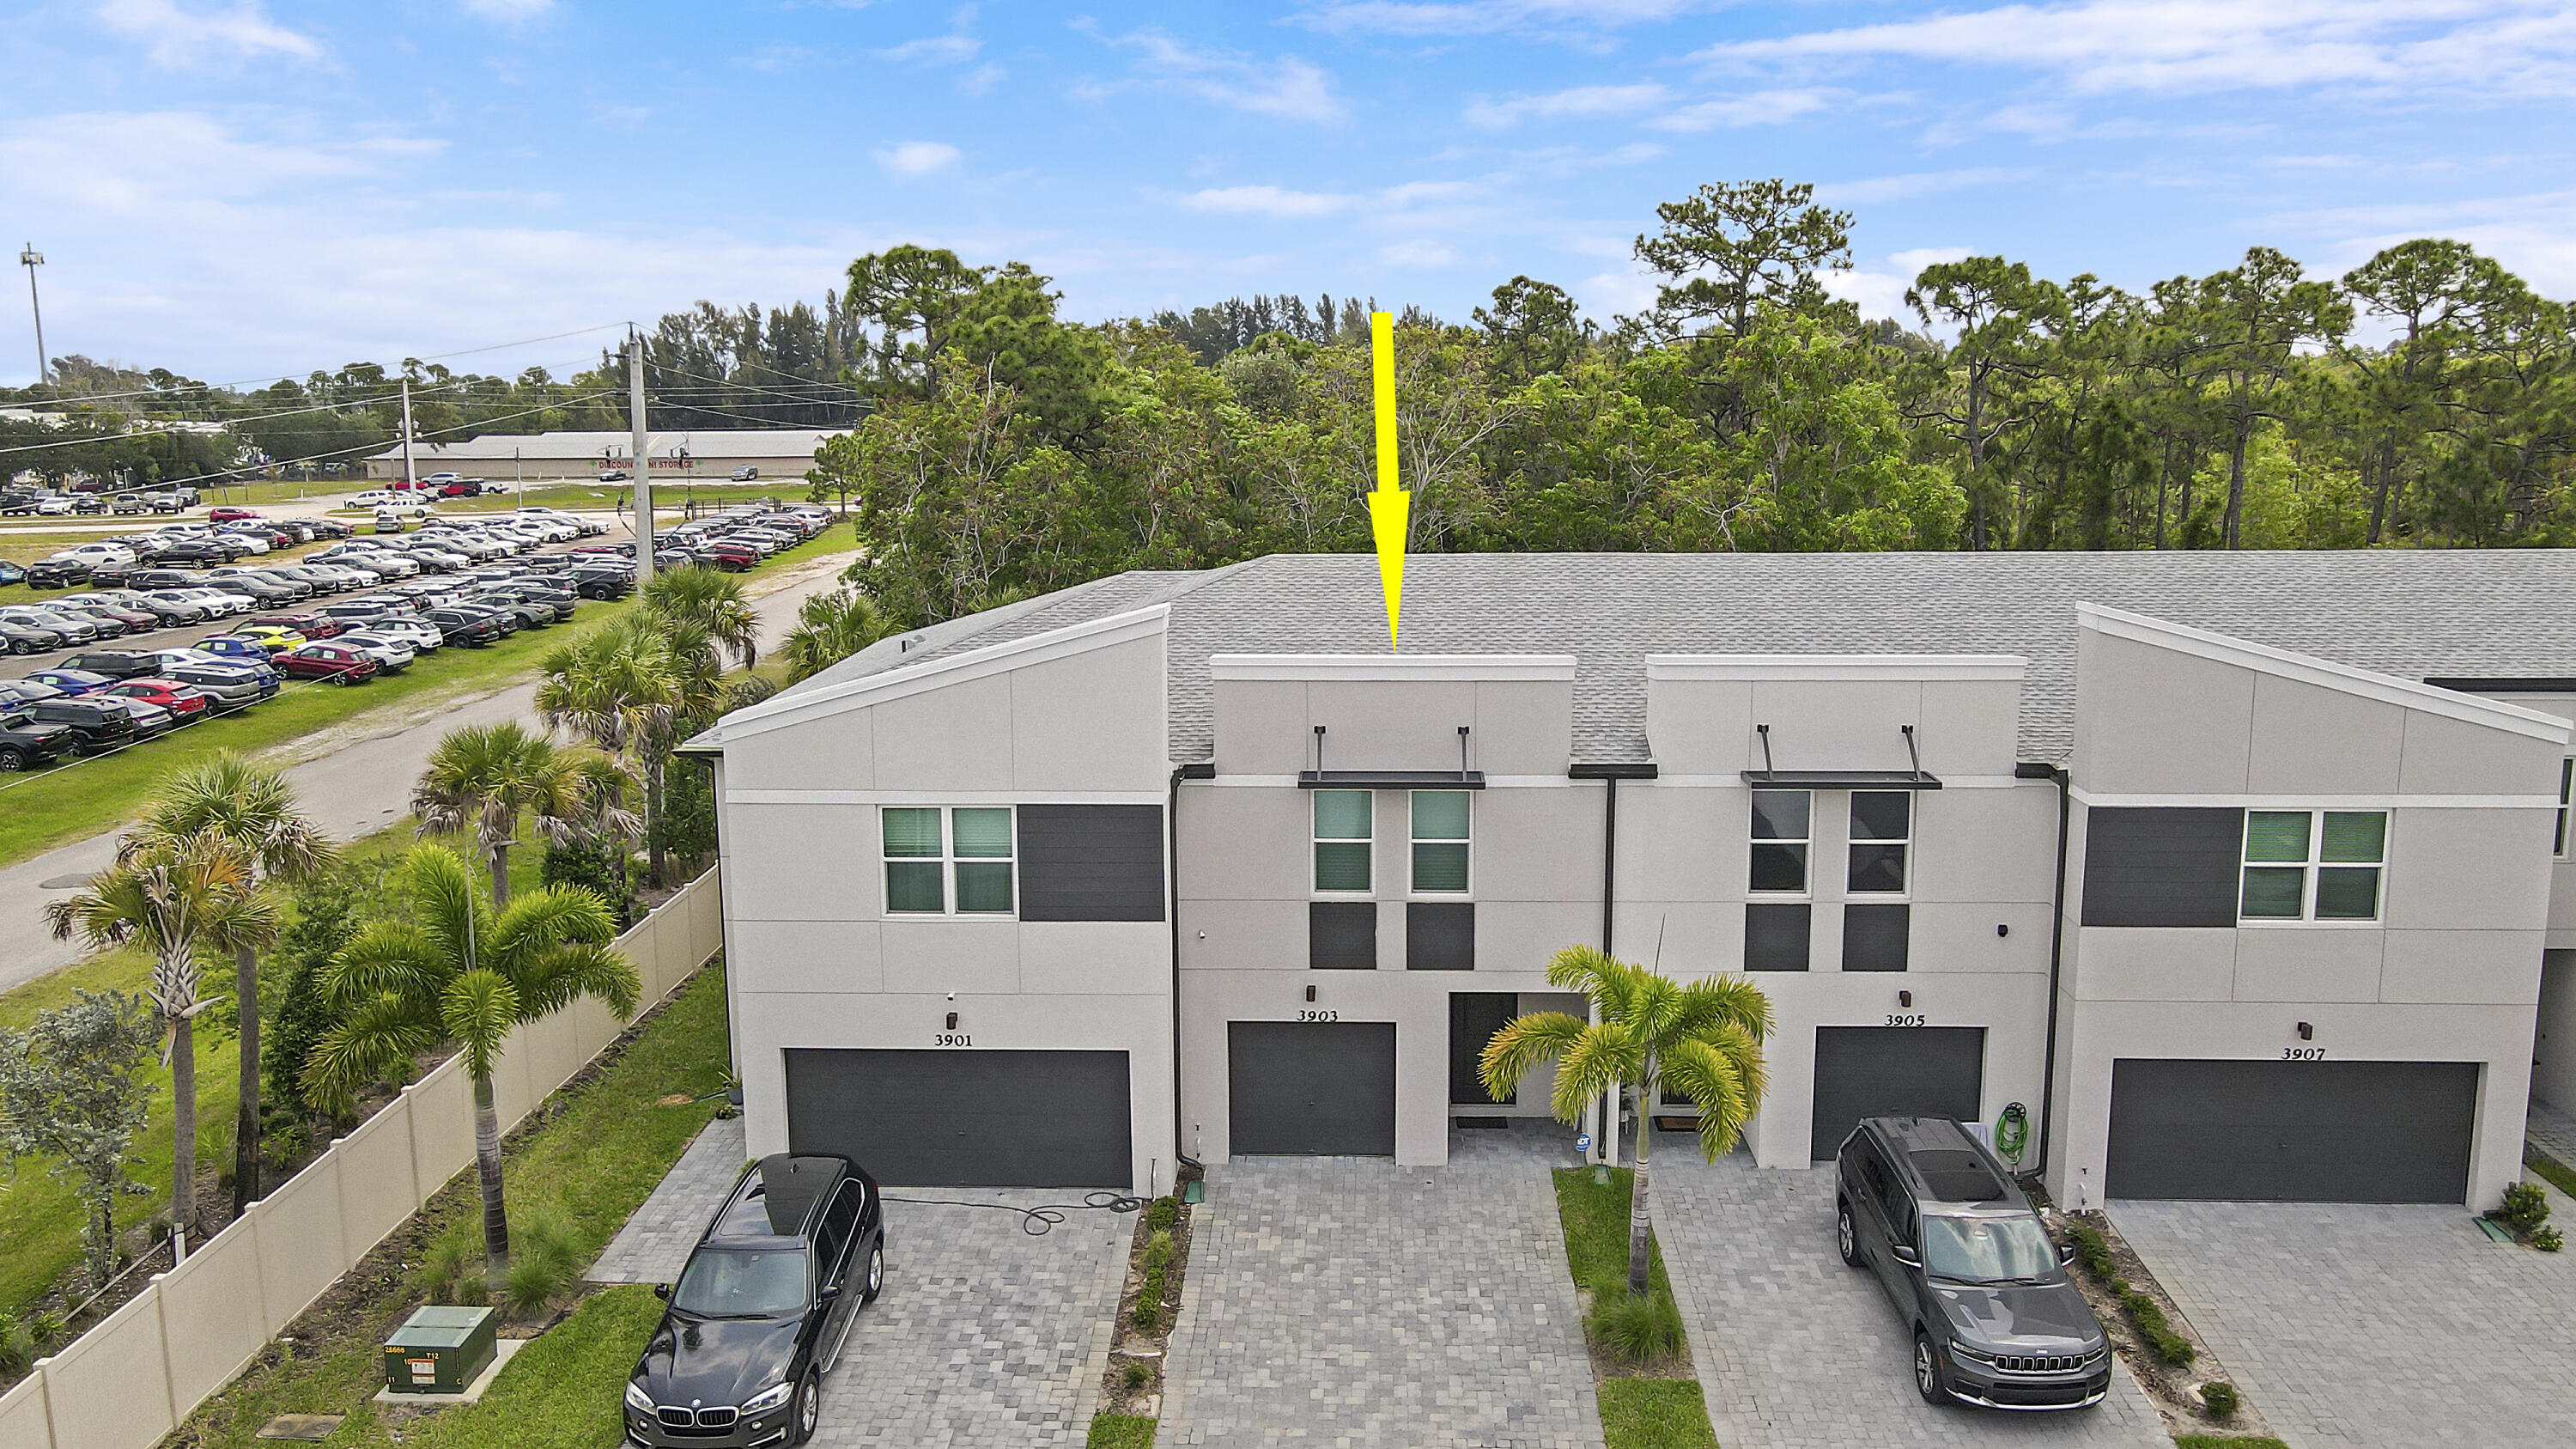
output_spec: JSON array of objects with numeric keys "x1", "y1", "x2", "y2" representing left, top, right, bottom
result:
[
  {"x1": 2557, "y1": 758, "x2": 2573, "y2": 861},
  {"x1": 1846, "y1": 789, "x2": 1911, "y2": 900},
  {"x1": 878, "y1": 805, "x2": 1018, "y2": 918},
  {"x1": 1748, "y1": 788, "x2": 1814, "y2": 898},
  {"x1": 1408, "y1": 789, "x2": 1473, "y2": 897},
  {"x1": 2238, "y1": 808, "x2": 2386, "y2": 926},
  {"x1": 1312, "y1": 788, "x2": 1375, "y2": 897}
]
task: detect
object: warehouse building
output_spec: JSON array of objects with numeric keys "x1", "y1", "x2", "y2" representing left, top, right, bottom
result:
[
  {"x1": 363, "y1": 427, "x2": 847, "y2": 484},
  {"x1": 681, "y1": 551, "x2": 2576, "y2": 1210}
]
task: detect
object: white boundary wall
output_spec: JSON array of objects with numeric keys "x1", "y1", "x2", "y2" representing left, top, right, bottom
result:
[{"x1": 0, "y1": 869, "x2": 724, "y2": 1449}]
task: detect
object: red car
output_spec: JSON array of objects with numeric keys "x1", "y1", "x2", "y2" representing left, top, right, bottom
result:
[
  {"x1": 101, "y1": 678, "x2": 211, "y2": 721},
  {"x1": 208, "y1": 506, "x2": 263, "y2": 524},
  {"x1": 276, "y1": 642, "x2": 380, "y2": 684},
  {"x1": 246, "y1": 612, "x2": 344, "y2": 639}
]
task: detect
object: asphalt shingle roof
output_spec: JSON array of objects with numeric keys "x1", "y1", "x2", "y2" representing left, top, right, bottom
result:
[{"x1": 793, "y1": 551, "x2": 2576, "y2": 765}]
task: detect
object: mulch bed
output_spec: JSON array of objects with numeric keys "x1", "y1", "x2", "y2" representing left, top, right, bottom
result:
[
  {"x1": 1093, "y1": 1175, "x2": 1200, "y2": 1421},
  {"x1": 2039, "y1": 1202, "x2": 2275, "y2": 1440}
]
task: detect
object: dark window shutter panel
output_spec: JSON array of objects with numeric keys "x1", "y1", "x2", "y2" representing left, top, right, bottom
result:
[
  {"x1": 1018, "y1": 804, "x2": 1165, "y2": 922},
  {"x1": 1309, "y1": 901, "x2": 1378, "y2": 970},
  {"x1": 1406, "y1": 903, "x2": 1475, "y2": 971},
  {"x1": 1744, "y1": 903, "x2": 1812, "y2": 971},
  {"x1": 1841, "y1": 903, "x2": 1910, "y2": 971},
  {"x1": 2080, "y1": 807, "x2": 2245, "y2": 928}
]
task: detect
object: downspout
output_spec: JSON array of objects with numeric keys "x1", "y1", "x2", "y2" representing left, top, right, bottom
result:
[
  {"x1": 1170, "y1": 762, "x2": 1213, "y2": 1181},
  {"x1": 2016, "y1": 760, "x2": 2073, "y2": 1184},
  {"x1": 1571, "y1": 763, "x2": 1656, "y2": 1165}
]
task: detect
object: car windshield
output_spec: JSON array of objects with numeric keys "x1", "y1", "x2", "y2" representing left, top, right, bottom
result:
[
  {"x1": 1919, "y1": 1214, "x2": 2060, "y2": 1285},
  {"x1": 669, "y1": 1248, "x2": 808, "y2": 1318}
]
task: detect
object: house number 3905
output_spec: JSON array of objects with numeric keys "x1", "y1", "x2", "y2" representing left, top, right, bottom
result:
[
  {"x1": 933, "y1": 1032, "x2": 972, "y2": 1047},
  {"x1": 1885, "y1": 1014, "x2": 1927, "y2": 1027}
]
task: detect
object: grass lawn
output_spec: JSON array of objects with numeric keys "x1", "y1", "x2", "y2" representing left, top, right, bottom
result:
[
  {"x1": 1597, "y1": 1380, "x2": 1719, "y2": 1449},
  {"x1": 2173, "y1": 1439, "x2": 2292, "y2": 1449},
  {"x1": 2527, "y1": 1151, "x2": 2576, "y2": 1202},
  {"x1": 1552, "y1": 1166, "x2": 1679, "y2": 1300},
  {"x1": 1086, "y1": 1414, "x2": 1160, "y2": 1448},
  {"x1": 0, "y1": 822, "x2": 549, "y2": 1314},
  {"x1": 173, "y1": 960, "x2": 731, "y2": 1448}
]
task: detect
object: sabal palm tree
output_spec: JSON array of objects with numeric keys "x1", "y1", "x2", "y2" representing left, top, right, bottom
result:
[
  {"x1": 46, "y1": 830, "x2": 281, "y2": 1239},
  {"x1": 643, "y1": 566, "x2": 761, "y2": 671},
  {"x1": 538, "y1": 615, "x2": 711, "y2": 888},
  {"x1": 1481, "y1": 944, "x2": 1771, "y2": 1299},
  {"x1": 780, "y1": 588, "x2": 889, "y2": 685},
  {"x1": 132, "y1": 753, "x2": 334, "y2": 1216},
  {"x1": 413, "y1": 721, "x2": 593, "y2": 906},
  {"x1": 306, "y1": 845, "x2": 640, "y2": 1296}
]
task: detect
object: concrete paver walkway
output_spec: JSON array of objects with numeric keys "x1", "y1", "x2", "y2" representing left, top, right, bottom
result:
[
  {"x1": 591, "y1": 1115, "x2": 747, "y2": 1284},
  {"x1": 1651, "y1": 1142, "x2": 2166, "y2": 1449},
  {"x1": 1159, "y1": 1123, "x2": 1603, "y2": 1449}
]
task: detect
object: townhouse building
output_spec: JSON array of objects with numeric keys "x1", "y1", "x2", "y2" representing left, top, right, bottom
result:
[{"x1": 683, "y1": 551, "x2": 2576, "y2": 1210}]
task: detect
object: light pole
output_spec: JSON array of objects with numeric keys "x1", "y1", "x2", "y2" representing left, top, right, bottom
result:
[{"x1": 18, "y1": 245, "x2": 46, "y2": 387}]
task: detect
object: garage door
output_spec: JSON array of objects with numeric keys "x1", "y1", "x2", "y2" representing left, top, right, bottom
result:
[
  {"x1": 783, "y1": 1049, "x2": 1132, "y2": 1188},
  {"x1": 1230, "y1": 1021, "x2": 1397, "y2": 1155},
  {"x1": 1811, "y1": 1026, "x2": 1986, "y2": 1161},
  {"x1": 2105, "y1": 1058, "x2": 2476, "y2": 1202}
]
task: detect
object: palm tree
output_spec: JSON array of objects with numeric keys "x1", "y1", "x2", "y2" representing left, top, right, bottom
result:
[
  {"x1": 538, "y1": 616, "x2": 707, "y2": 889},
  {"x1": 1481, "y1": 944, "x2": 1771, "y2": 1300},
  {"x1": 642, "y1": 566, "x2": 761, "y2": 671},
  {"x1": 413, "y1": 721, "x2": 593, "y2": 906},
  {"x1": 46, "y1": 830, "x2": 280, "y2": 1240},
  {"x1": 779, "y1": 588, "x2": 889, "y2": 685},
  {"x1": 306, "y1": 845, "x2": 640, "y2": 1296},
  {"x1": 132, "y1": 753, "x2": 334, "y2": 1217}
]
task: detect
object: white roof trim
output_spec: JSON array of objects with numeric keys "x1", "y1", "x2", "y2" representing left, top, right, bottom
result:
[
  {"x1": 699, "y1": 604, "x2": 1170, "y2": 745},
  {"x1": 1209, "y1": 654, "x2": 1577, "y2": 682},
  {"x1": 2078, "y1": 602, "x2": 2574, "y2": 744},
  {"x1": 1646, "y1": 654, "x2": 2026, "y2": 682}
]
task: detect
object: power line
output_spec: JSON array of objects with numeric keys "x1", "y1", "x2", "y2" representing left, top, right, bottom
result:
[{"x1": 3, "y1": 321, "x2": 629, "y2": 408}]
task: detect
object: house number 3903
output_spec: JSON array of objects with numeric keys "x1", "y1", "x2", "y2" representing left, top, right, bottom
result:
[
  {"x1": 1298, "y1": 1009, "x2": 1339, "y2": 1022},
  {"x1": 933, "y1": 1032, "x2": 972, "y2": 1047}
]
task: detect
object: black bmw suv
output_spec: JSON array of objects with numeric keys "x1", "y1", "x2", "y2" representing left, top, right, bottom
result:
[
  {"x1": 625, "y1": 1154, "x2": 884, "y2": 1447},
  {"x1": 1836, "y1": 1117, "x2": 2111, "y2": 1411}
]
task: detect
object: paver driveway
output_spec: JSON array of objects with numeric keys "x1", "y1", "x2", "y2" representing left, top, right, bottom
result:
[
  {"x1": 1650, "y1": 1144, "x2": 2166, "y2": 1449},
  {"x1": 1158, "y1": 1124, "x2": 1603, "y2": 1448},
  {"x1": 2113, "y1": 1198, "x2": 2576, "y2": 1448}
]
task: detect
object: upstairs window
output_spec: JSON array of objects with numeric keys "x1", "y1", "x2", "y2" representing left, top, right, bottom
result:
[
  {"x1": 2241, "y1": 810, "x2": 2385, "y2": 922},
  {"x1": 1848, "y1": 791, "x2": 1911, "y2": 895},
  {"x1": 1749, "y1": 788, "x2": 1811, "y2": 894},
  {"x1": 881, "y1": 807, "x2": 1016, "y2": 916},
  {"x1": 1410, "y1": 790, "x2": 1471, "y2": 893},
  {"x1": 1314, "y1": 790, "x2": 1374, "y2": 894}
]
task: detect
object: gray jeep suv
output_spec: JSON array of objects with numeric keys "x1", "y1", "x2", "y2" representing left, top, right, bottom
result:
[{"x1": 1835, "y1": 1116, "x2": 2111, "y2": 1410}]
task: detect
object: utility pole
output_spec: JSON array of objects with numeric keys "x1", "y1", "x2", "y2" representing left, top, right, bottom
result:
[
  {"x1": 17, "y1": 245, "x2": 46, "y2": 387},
  {"x1": 629, "y1": 327, "x2": 654, "y2": 587},
  {"x1": 398, "y1": 375, "x2": 416, "y2": 490}
]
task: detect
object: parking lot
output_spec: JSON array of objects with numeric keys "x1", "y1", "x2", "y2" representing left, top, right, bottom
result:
[{"x1": 1649, "y1": 1143, "x2": 2166, "y2": 1449}]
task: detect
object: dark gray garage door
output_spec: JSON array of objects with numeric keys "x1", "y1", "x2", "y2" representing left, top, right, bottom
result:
[
  {"x1": 783, "y1": 1049, "x2": 1132, "y2": 1188},
  {"x1": 1811, "y1": 1026, "x2": 1986, "y2": 1161},
  {"x1": 2106, "y1": 1058, "x2": 2476, "y2": 1203},
  {"x1": 1230, "y1": 1021, "x2": 1397, "y2": 1155}
]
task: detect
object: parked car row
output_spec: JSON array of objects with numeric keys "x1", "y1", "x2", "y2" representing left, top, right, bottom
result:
[
  {"x1": 654, "y1": 504, "x2": 835, "y2": 573},
  {"x1": 6, "y1": 514, "x2": 361, "y2": 593}
]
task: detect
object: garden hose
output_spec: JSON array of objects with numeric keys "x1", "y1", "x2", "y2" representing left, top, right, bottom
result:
[{"x1": 1994, "y1": 1101, "x2": 2030, "y2": 1167}]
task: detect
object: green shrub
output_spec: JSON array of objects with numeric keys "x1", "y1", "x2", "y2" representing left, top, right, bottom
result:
[
  {"x1": 2065, "y1": 1223, "x2": 2117, "y2": 1280},
  {"x1": 542, "y1": 839, "x2": 635, "y2": 928},
  {"x1": 1132, "y1": 1268, "x2": 1166, "y2": 1329},
  {"x1": 0, "y1": 1309, "x2": 39, "y2": 1377},
  {"x1": 501, "y1": 1208, "x2": 587, "y2": 1317},
  {"x1": 421, "y1": 1219, "x2": 489, "y2": 1306},
  {"x1": 2116, "y1": 1285, "x2": 2196, "y2": 1367},
  {"x1": 1588, "y1": 1283, "x2": 1685, "y2": 1366},
  {"x1": 2537, "y1": 1225, "x2": 2565, "y2": 1253},
  {"x1": 2499, "y1": 1182, "x2": 2551, "y2": 1235},
  {"x1": 1146, "y1": 1196, "x2": 1181, "y2": 1232},
  {"x1": 1143, "y1": 1228, "x2": 1173, "y2": 1276},
  {"x1": 1121, "y1": 1359, "x2": 1153, "y2": 1392},
  {"x1": 1087, "y1": 1416, "x2": 1160, "y2": 1449},
  {"x1": 2200, "y1": 1379, "x2": 2240, "y2": 1420}
]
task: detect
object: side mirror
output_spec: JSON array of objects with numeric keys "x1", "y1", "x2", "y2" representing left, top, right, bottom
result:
[
  {"x1": 1891, "y1": 1245, "x2": 1922, "y2": 1269},
  {"x1": 653, "y1": 1282, "x2": 669, "y2": 1300},
  {"x1": 817, "y1": 1282, "x2": 841, "y2": 1300},
  {"x1": 2060, "y1": 1244, "x2": 2078, "y2": 1268}
]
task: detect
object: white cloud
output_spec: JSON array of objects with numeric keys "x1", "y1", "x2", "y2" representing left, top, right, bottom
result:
[
  {"x1": 94, "y1": 0, "x2": 321, "y2": 68},
  {"x1": 1824, "y1": 247, "x2": 1975, "y2": 322},
  {"x1": 1182, "y1": 186, "x2": 1357, "y2": 219},
  {"x1": 873, "y1": 140, "x2": 961, "y2": 176},
  {"x1": 0, "y1": 112, "x2": 438, "y2": 219},
  {"x1": 1464, "y1": 82, "x2": 1668, "y2": 129},
  {"x1": 880, "y1": 34, "x2": 980, "y2": 63},
  {"x1": 1380, "y1": 240, "x2": 1459, "y2": 266},
  {"x1": 2257, "y1": 187, "x2": 2576, "y2": 298},
  {"x1": 1693, "y1": 1, "x2": 2576, "y2": 99},
  {"x1": 1096, "y1": 29, "x2": 1347, "y2": 123},
  {"x1": 1297, "y1": 1, "x2": 1710, "y2": 37},
  {"x1": 456, "y1": 0, "x2": 554, "y2": 20},
  {"x1": 1817, "y1": 168, "x2": 2041, "y2": 205},
  {"x1": 1649, "y1": 88, "x2": 1834, "y2": 131}
]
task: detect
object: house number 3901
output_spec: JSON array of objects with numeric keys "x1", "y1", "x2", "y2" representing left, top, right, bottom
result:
[{"x1": 933, "y1": 1032, "x2": 972, "y2": 1047}]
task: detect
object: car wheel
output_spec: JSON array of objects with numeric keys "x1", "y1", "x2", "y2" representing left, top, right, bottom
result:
[
  {"x1": 860, "y1": 1240, "x2": 884, "y2": 1304},
  {"x1": 8, "y1": 640, "x2": 27, "y2": 655},
  {"x1": 1837, "y1": 1201, "x2": 1861, "y2": 1268},
  {"x1": 792, "y1": 1372, "x2": 821, "y2": 1445},
  {"x1": 0, "y1": 747, "x2": 21, "y2": 772},
  {"x1": 1913, "y1": 1330, "x2": 1948, "y2": 1405},
  {"x1": 332, "y1": 671, "x2": 354, "y2": 685}
]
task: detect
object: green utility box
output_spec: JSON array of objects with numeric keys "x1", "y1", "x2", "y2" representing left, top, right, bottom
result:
[{"x1": 382, "y1": 1306, "x2": 495, "y2": 1395}]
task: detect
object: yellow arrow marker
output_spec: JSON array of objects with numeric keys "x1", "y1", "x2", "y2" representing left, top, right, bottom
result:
[{"x1": 1366, "y1": 309, "x2": 1408, "y2": 650}]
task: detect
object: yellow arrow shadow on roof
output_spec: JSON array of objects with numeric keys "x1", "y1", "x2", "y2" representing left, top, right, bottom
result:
[{"x1": 1366, "y1": 310, "x2": 1408, "y2": 650}]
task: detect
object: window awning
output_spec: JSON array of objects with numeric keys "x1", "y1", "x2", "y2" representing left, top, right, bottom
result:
[
  {"x1": 1740, "y1": 770, "x2": 1942, "y2": 790},
  {"x1": 1298, "y1": 770, "x2": 1486, "y2": 790}
]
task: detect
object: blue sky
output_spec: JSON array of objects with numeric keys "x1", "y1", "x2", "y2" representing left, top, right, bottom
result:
[{"x1": 3, "y1": 1, "x2": 2573, "y2": 385}]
